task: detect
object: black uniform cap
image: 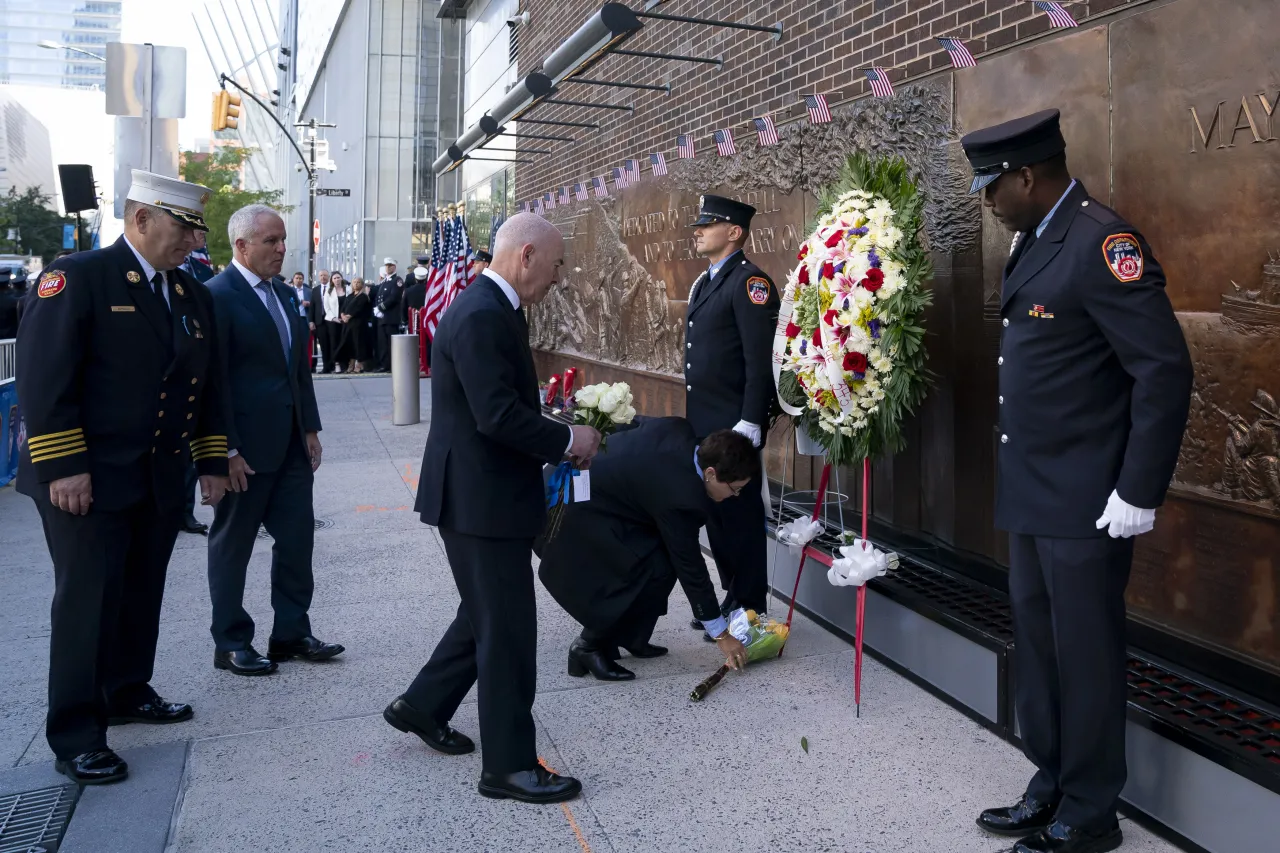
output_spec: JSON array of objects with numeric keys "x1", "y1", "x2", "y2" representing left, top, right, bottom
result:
[
  {"x1": 474, "y1": 249, "x2": 492, "y2": 263},
  {"x1": 415, "y1": 255, "x2": 430, "y2": 265},
  {"x1": 960, "y1": 109, "x2": 1066, "y2": 195},
  {"x1": 691, "y1": 194, "x2": 755, "y2": 228}
]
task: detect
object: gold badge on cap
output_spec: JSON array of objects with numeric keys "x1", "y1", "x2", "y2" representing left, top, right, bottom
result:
[
  {"x1": 126, "y1": 271, "x2": 141, "y2": 283},
  {"x1": 174, "y1": 282, "x2": 186, "y2": 297},
  {"x1": 200, "y1": 192, "x2": 211, "y2": 205}
]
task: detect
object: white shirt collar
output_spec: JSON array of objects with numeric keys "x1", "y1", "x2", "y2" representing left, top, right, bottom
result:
[
  {"x1": 1035, "y1": 179, "x2": 1078, "y2": 239},
  {"x1": 232, "y1": 258, "x2": 264, "y2": 288},
  {"x1": 123, "y1": 235, "x2": 161, "y2": 283},
  {"x1": 483, "y1": 269, "x2": 521, "y2": 310}
]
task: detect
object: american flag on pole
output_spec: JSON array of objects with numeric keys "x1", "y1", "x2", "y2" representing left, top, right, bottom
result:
[
  {"x1": 1033, "y1": 1, "x2": 1079, "y2": 27},
  {"x1": 753, "y1": 116, "x2": 779, "y2": 146},
  {"x1": 865, "y1": 67, "x2": 895, "y2": 98},
  {"x1": 625, "y1": 158, "x2": 641, "y2": 183},
  {"x1": 713, "y1": 128, "x2": 736, "y2": 157},
  {"x1": 522, "y1": 200, "x2": 531, "y2": 213},
  {"x1": 649, "y1": 152, "x2": 668, "y2": 176},
  {"x1": 676, "y1": 134, "x2": 695, "y2": 159},
  {"x1": 593, "y1": 175, "x2": 610, "y2": 198},
  {"x1": 422, "y1": 217, "x2": 447, "y2": 338},
  {"x1": 543, "y1": 191, "x2": 556, "y2": 210},
  {"x1": 574, "y1": 182, "x2": 589, "y2": 201},
  {"x1": 533, "y1": 197, "x2": 544, "y2": 214},
  {"x1": 443, "y1": 211, "x2": 474, "y2": 312},
  {"x1": 558, "y1": 186, "x2": 571, "y2": 206},
  {"x1": 803, "y1": 94, "x2": 832, "y2": 124},
  {"x1": 612, "y1": 166, "x2": 630, "y2": 190},
  {"x1": 937, "y1": 37, "x2": 977, "y2": 68}
]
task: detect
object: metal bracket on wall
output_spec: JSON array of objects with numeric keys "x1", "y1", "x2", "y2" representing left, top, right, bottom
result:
[{"x1": 635, "y1": 10, "x2": 784, "y2": 43}]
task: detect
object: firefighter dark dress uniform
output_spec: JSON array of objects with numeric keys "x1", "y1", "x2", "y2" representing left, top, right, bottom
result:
[
  {"x1": 963, "y1": 112, "x2": 1192, "y2": 851},
  {"x1": 15, "y1": 171, "x2": 229, "y2": 782},
  {"x1": 683, "y1": 195, "x2": 779, "y2": 616}
]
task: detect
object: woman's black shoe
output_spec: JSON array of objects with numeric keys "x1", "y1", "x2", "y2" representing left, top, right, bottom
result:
[{"x1": 567, "y1": 639, "x2": 634, "y2": 680}]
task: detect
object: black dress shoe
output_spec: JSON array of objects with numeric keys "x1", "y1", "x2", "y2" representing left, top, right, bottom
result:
[
  {"x1": 689, "y1": 619, "x2": 704, "y2": 631},
  {"x1": 1014, "y1": 820, "x2": 1123, "y2": 853},
  {"x1": 383, "y1": 697, "x2": 475, "y2": 755},
  {"x1": 214, "y1": 647, "x2": 278, "y2": 676},
  {"x1": 268, "y1": 635, "x2": 345, "y2": 662},
  {"x1": 622, "y1": 642, "x2": 667, "y2": 658},
  {"x1": 182, "y1": 517, "x2": 208, "y2": 535},
  {"x1": 567, "y1": 639, "x2": 635, "y2": 681},
  {"x1": 108, "y1": 695, "x2": 194, "y2": 725},
  {"x1": 977, "y1": 794, "x2": 1059, "y2": 836},
  {"x1": 56, "y1": 749, "x2": 128, "y2": 785},
  {"x1": 478, "y1": 766, "x2": 581, "y2": 804}
]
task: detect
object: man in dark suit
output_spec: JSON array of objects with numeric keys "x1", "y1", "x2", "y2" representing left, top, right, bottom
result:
[
  {"x1": 683, "y1": 195, "x2": 780, "y2": 625},
  {"x1": 964, "y1": 111, "x2": 1192, "y2": 853},
  {"x1": 0, "y1": 271, "x2": 18, "y2": 338},
  {"x1": 307, "y1": 270, "x2": 328, "y2": 372},
  {"x1": 538, "y1": 419, "x2": 755, "y2": 681},
  {"x1": 374, "y1": 257, "x2": 403, "y2": 372},
  {"x1": 16, "y1": 171, "x2": 230, "y2": 784},
  {"x1": 206, "y1": 204, "x2": 342, "y2": 677},
  {"x1": 384, "y1": 213, "x2": 601, "y2": 804}
]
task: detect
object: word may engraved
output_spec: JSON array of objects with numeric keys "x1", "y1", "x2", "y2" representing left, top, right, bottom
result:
[{"x1": 1189, "y1": 91, "x2": 1280, "y2": 152}]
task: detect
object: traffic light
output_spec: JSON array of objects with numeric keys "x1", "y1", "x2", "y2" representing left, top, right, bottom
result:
[{"x1": 211, "y1": 90, "x2": 241, "y2": 132}]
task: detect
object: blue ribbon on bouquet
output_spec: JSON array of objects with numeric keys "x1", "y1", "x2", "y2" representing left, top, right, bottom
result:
[{"x1": 545, "y1": 461, "x2": 580, "y2": 509}]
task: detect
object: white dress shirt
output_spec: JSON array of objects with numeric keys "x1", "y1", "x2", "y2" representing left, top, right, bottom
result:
[
  {"x1": 482, "y1": 270, "x2": 573, "y2": 455},
  {"x1": 232, "y1": 259, "x2": 291, "y2": 346},
  {"x1": 123, "y1": 236, "x2": 170, "y2": 308}
]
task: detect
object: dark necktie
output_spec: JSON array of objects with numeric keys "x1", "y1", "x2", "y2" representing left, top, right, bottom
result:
[
  {"x1": 150, "y1": 272, "x2": 170, "y2": 318},
  {"x1": 256, "y1": 282, "x2": 292, "y2": 360}
]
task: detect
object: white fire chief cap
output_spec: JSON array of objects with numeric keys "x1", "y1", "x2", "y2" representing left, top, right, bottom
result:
[{"x1": 126, "y1": 169, "x2": 213, "y2": 231}]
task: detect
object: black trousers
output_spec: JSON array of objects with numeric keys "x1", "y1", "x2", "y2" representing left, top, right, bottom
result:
[
  {"x1": 319, "y1": 321, "x2": 342, "y2": 372},
  {"x1": 34, "y1": 492, "x2": 180, "y2": 759},
  {"x1": 376, "y1": 324, "x2": 398, "y2": 371},
  {"x1": 580, "y1": 550, "x2": 678, "y2": 649},
  {"x1": 207, "y1": 432, "x2": 315, "y2": 650},
  {"x1": 404, "y1": 529, "x2": 537, "y2": 775},
  {"x1": 704, "y1": 467, "x2": 768, "y2": 613},
  {"x1": 1008, "y1": 533, "x2": 1134, "y2": 831},
  {"x1": 184, "y1": 461, "x2": 199, "y2": 520}
]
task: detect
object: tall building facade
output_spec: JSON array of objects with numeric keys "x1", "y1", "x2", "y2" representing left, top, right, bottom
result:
[
  {"x1": 0, "y1": 0, "x2": 121, "y2": 91},
  {"x1": 276, "y1": 0, "x2": 457, "y2": 282},
  {"x1": 0, "y1": 92, "x2": 55, "y2": 197}
]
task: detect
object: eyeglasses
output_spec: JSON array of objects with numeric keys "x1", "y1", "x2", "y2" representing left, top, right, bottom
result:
[{"x1": 727, "y1": 481, "x2": 745, "y2": 497}]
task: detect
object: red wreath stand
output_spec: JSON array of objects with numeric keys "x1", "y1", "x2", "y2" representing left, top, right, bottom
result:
[{"x1": 778, "y1": 456, "x2": 872, "y2": 717}]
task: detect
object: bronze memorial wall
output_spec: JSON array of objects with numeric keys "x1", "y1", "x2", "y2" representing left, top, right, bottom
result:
[{"x1": 524, "y1": 0, "x2": 1280, "y2": 683}]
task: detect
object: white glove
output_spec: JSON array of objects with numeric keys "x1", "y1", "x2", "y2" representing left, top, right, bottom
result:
[
  {"x1": 373, "y1": 308, "x2": 384, "y2": 319},
  {"x1": 732, "y1": 420, "x2": 762, "y2": 448},
  {"x1": 1094, "y1": 489, "x2": 1155, "y2": 539}
]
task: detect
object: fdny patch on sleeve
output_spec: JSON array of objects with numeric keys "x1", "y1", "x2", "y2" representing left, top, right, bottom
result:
[
  {"x1": 37, "y1": 270, "x2": 66, "y2": 298},
  {"x1": 746, "y1": 276, "x2": 771, "y2": 305},
  {"x1": 1102, "y1": 233, "x2": 1144, "y2": 282}
]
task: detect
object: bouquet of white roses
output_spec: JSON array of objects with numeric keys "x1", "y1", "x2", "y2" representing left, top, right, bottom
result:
[{"x1": 544, "y1": 381, "x2": 637, "y2": 542}]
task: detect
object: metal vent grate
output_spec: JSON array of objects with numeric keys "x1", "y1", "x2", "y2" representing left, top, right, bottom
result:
[
  {"x1": 0, "y1": 785, "x2": 77, "y2": 853},
  {"x1": 257, "y1": 517, "x2": 334, "y2": 540},
  {"x1": 1128, "y1": 656, "x2": 1280, "y2": 768}
]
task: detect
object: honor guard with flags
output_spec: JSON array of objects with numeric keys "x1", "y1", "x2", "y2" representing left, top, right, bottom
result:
[
  {"x1": 683, "y1": 194, "x2": 779, "y2": 628},
  {"x1": 963, "y1": 110, "x2": 1192, "y2": 853},
  {"x1": 15, "y1": 170, "x2": 230, "y2": 785}
]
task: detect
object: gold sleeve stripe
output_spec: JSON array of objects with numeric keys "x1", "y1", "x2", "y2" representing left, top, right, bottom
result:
[
  {"x1": 27, "y1": 436, "x2": 88, "y2": 454},
  {"x1": 29, "y1": 428, "x2": 85, "y2": 447},
  {"x1": 189, "y1": 443, "x2": 228, "y2": 454},
  {"x1": 30, "y1": 444, "x2": 87, "y2": 463},
  {"x1": 189, "y1": 435, "x2": 227, "y2": 447},
  {"x1": 190, "y1": 448, "x2": 227, "y2": 461}
]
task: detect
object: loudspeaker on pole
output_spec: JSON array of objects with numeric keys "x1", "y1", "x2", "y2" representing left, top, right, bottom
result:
[{"x1": 58, "y1": 164, "x2": 97, "y2": 213}]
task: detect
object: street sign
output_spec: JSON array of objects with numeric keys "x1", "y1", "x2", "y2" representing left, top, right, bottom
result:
[{"x1": 315, "y1": 189, "x2": 351, "y2": 197}]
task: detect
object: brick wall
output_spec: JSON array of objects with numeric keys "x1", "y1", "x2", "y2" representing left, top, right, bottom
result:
[{"x1": 512, "y1": 0, "x2": 1145, "y2": 198}]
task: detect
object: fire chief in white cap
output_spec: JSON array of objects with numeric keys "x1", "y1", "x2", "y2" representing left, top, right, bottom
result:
[{"x1": 13, "y1": 169, "x2": 231, "y2": 785}]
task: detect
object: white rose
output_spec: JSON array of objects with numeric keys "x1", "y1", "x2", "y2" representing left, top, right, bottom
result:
[
  {"x1": 574, "y1": 385, "x2": 600, "y2": 408},
  {"x1": 597, "y1": 387, "x2": 622, "y2": 414},
  {"x1": 610, "y1": 404, "x2": 636, "y2": 424}
]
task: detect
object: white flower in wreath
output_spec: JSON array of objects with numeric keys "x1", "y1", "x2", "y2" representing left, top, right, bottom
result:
[
  {"x1": 869, "y1": 198, "x2": 894, "y2": 221},
  {"x1": 843, "y1": 323, "x2": 872, "y2": 354},
  {"x1": 873, "y1": 355, "x2": 893, "y2": 373},
  {"x1": 882, "y1": 225, "x2": 904, "y2": 248}
]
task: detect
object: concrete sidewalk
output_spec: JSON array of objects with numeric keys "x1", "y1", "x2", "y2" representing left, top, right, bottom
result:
[{"x1": 0, "y1": 378, "x2": 1181, "y2": 852}]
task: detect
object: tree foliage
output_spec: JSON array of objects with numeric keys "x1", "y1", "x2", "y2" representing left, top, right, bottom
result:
[
  {"x1": 179, "y1": 147, "x2": 289, "y2": 267},
  {"x1": 0, "y1": 186, "x2": 75, "y2": 263}
]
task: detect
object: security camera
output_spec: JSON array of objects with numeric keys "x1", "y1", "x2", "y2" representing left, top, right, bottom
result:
[{"x1": 506, "y1": 11, "x2": 529, "y2": 28}]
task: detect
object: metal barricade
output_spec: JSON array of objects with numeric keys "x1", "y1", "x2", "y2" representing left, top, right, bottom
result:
[{"x1": 0, "y1": 338, "x2": 15, "y2": 387}]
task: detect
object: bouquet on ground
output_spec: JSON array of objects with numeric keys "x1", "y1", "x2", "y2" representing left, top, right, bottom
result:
[
  {"x1": 773, "y1": 153, "x2": 932, "y2": 466},
  {"x1": 544, "y1": 381, "x2": 637, "y2": 542},
  {"x1": 690, "y1": 609, "x2": 791, "y2": 701}
]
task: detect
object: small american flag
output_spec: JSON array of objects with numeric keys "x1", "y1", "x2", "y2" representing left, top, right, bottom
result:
[
  {"x1": 559, "y1": 186, "x2": 571, "y2": 206},
  {"x1": 650, "y1": 152, "x2": 668, "y2": 176},
  {"x1": 543, "y1": 191, "x2": 556, "y2": 210},
  {"x1": 865, "y1": 66, "x2": 895, "y2": 98},
  {"x1": 533, "y1": 198, "x2": 544, "y2": 214},
  {"x1": 753, "y1": 116, "x2": 779, "y2": 146},
  {"x1": 612, "y1": 166, "x2": 630, "y2": 190},
  {"x1": 713, "y1": 128, "x2": 736, "y2": 157},
  {"x1": 593, "y1": 175, "x2": 610, "y2": 198},
  {"x1": 676, "y1": 134, "x2": 695, "y2": 159},
  {"x1": 522, "y1": 200, "x2": 531, "y2": 213},
  {"x1": 625, "y1": 159, "x2": 641, "y2": 183},
  {"x1": 937, "y1": 37, "x2": 977, "y2": 69},
  {"x1": 803, "y1": 94, "x2": 832, "y2": 124},
  {"x1": 574, "y1": 182, "x2": 589, "y2": 201},
  {"x1": 1034, "y1": 1, "x2": 1079, "y2": 28}
]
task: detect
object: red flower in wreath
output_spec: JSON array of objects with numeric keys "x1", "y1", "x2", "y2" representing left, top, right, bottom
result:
[
  {"x1": 822, "y1": 309, "x2": 839, "y2": 326},
  {"x1": 812, "y1": 325, "x2": 823, "y2": 346},
  {"x1": 798, "y1": 266, "x2": 810, "y2": 285},
  {"x1": 824, "y1": 230, "x2": 845, "y2": 248},
  {"x1": 785, "y1": 322, "x2": 801, "y2": 339},
  {"x1": 843, "y1": 351, "x2": 868, "y2": 373},
  {"x1": 821, "y1": 262, "x2": 835, "y2": 281},
  {"x1": 866, "y1": 268, "x2": 885, "y2": 285},
  {"x1": 797, "y1": 245, "x2": 809, "y2": 261}
]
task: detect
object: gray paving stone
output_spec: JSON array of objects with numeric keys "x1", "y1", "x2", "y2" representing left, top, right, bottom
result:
[{"x1": 58, "y1": 741, "x2": 187, "y2": 853}]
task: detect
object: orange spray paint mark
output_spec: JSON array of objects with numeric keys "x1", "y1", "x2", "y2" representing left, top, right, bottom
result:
[{"x1": 538, "y1": 757, "x2": 592, "y2": 853}]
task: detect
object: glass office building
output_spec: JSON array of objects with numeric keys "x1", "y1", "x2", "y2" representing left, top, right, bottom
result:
[{"x1": 0, "y1": 1, "x2": 122, "y2": 91}]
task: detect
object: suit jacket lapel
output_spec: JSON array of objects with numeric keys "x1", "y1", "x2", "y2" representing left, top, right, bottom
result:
[
  {"x1": 480, "y1": 276, "x2": 538, "y2": 400},
  {"x1": 272, "y1": 280, "x2": 304, "y2": 368},
  {"x1": 111, "y1": 238, "x2": 173, "y2": 347},
  {"x1": 689, "y1": 250, "x2": 742, "y2": 317},
  {"x1": 229, "y1": 266, "x2": 290, "y2": 371},
  {"x1": 1000, "y1": 182, "x2": 1087, "y2": 309}
]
